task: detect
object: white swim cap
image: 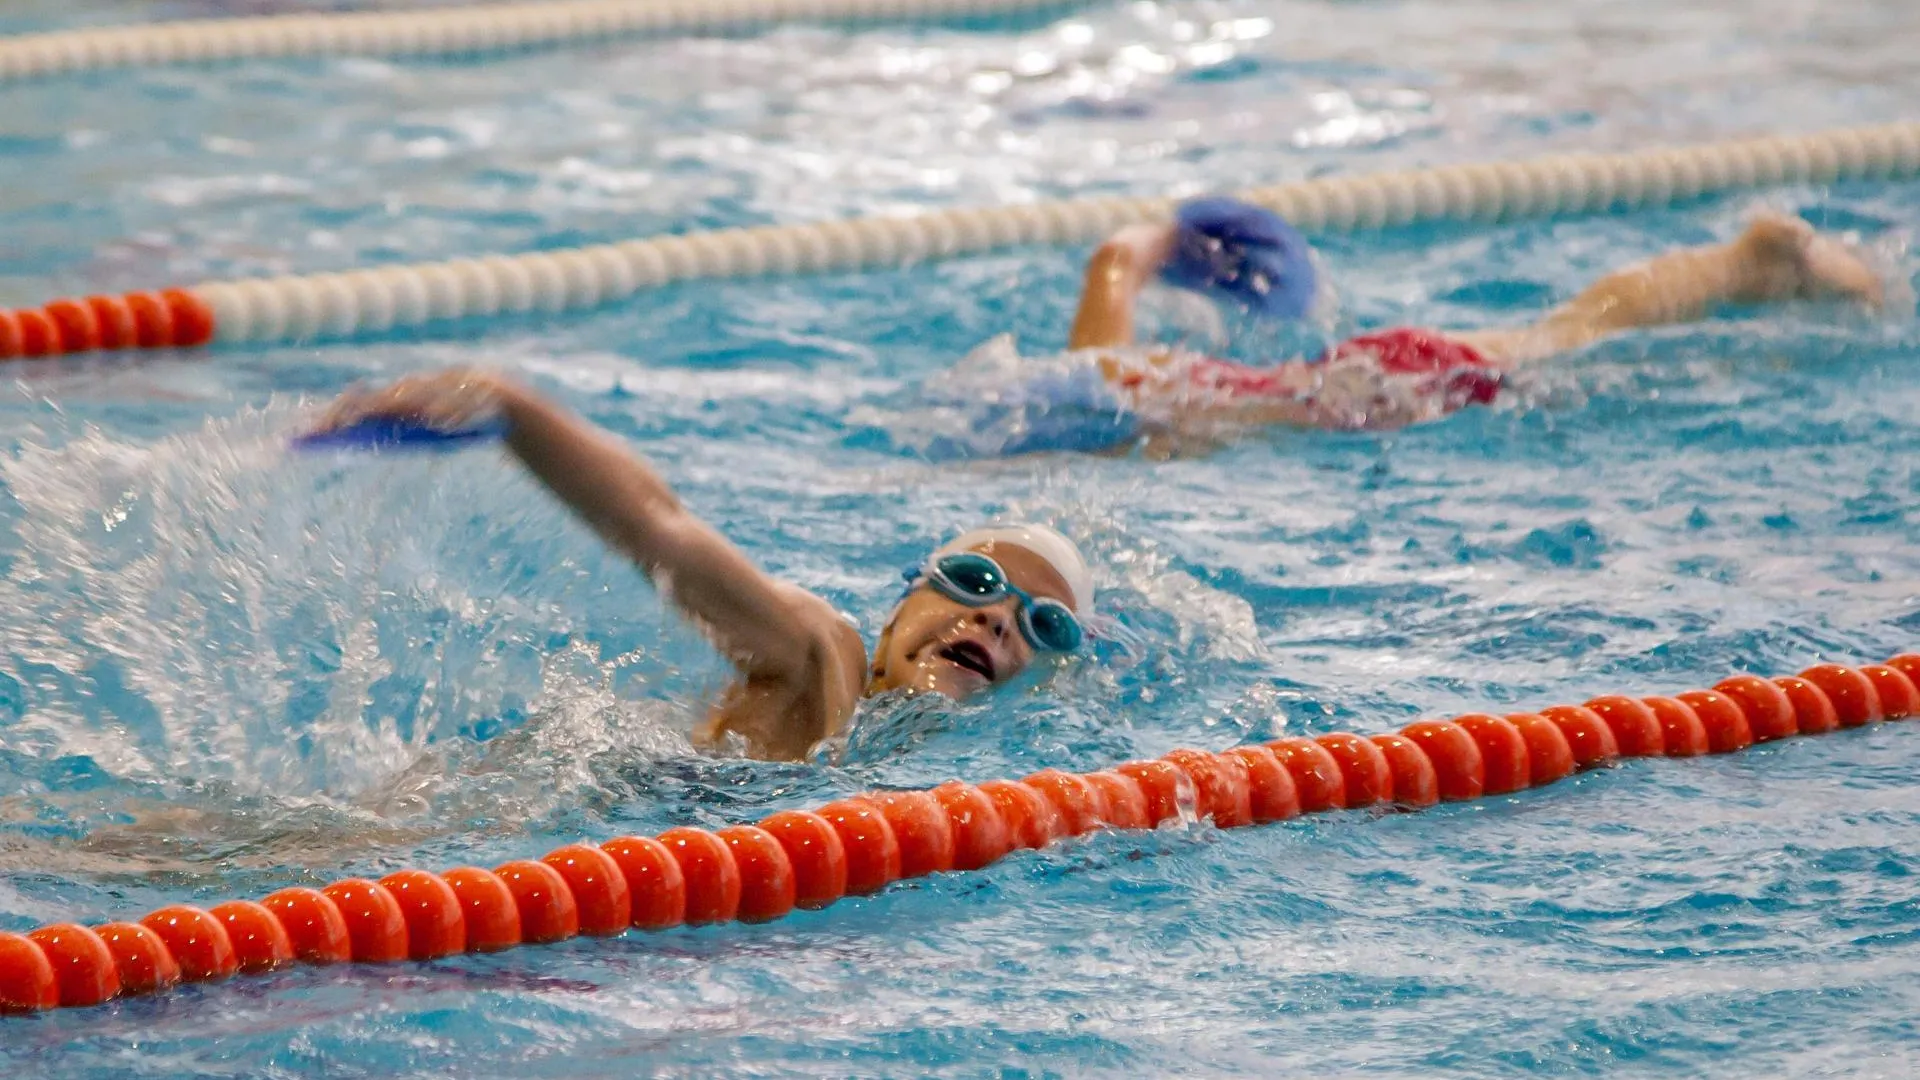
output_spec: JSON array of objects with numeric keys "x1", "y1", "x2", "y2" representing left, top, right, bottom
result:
[{"x1": 929, "y1": 523, "x2": 1094, "y2": 614}]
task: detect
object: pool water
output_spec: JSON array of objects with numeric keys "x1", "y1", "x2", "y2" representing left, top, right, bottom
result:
[{"x1": 3, "y1": 0, "x2": 1919, "y2": 1075}]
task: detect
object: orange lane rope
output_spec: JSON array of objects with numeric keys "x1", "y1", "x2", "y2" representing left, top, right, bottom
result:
[{"x1": 2, "y1": 656, "x2": 1914, "y2": 1012}]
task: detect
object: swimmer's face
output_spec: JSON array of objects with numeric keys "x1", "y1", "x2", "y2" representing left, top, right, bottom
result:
[{"x1": 869, "y1": 541, "x2": 1077, "y2": 700}]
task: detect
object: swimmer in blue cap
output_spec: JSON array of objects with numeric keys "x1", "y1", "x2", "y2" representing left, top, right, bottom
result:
[
  {"x1": 307, "y1": 376, "x2": 1096, "y2": 760},
  {"x1": 1067, "y1": 202, "x2": 1884, "y2": 440}
]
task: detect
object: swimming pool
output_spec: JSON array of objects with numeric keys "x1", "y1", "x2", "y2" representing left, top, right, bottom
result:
[{"x1": 3, "y1": 0, "x2": 1919, "y2": 1074}]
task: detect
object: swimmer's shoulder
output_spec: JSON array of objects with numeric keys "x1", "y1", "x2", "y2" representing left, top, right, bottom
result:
[
  {"x1": 772, "y1": 583, "x2": 869, "y2": 688},
  {"x1": 695, "y1": 585, "x2": 867, "y2": 759}
]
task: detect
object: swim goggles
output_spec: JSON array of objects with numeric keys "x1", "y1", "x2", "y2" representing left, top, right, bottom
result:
[{"x1": 912, "y1": 551, "x2": 1085, "y2": 654}]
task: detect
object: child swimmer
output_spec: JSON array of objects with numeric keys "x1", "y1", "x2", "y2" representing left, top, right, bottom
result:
[
  {"x1": 307, "y1": 374, "x2": 1099, "y2": 761},
  {"x1": 1046, "y1": 200, "x2": 1887, "y2": 447}
]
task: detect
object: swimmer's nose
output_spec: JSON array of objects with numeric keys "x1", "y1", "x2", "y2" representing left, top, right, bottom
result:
[{"x1": 973, "y1": 608, "x2": 1012, "y2": 642}]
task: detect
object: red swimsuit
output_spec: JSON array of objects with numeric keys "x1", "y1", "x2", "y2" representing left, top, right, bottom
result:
[
  {"x1": 1322, "y1": 327, "x2": 1503, "y2": 408},
  {"x1": 1117, "y1": 327, "x2": 1503, "y2": 419}
]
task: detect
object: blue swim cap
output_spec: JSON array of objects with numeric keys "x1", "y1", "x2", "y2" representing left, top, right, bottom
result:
[{"x1": 1159, "y1": 197, "x2": 1316, "y2": 320}]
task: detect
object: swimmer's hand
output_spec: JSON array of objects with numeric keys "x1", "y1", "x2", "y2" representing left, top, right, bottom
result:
[{"x1": 307, "y1": 368, "x2": 514, "y2": 442}]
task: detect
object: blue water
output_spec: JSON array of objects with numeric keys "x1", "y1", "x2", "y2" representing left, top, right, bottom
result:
[{"x1": 3, "y1": 0, "x2": 1920, "y2": 1075}]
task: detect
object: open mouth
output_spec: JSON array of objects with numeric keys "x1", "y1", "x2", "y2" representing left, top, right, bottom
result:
[{"x1": 937, "y1": 640, "x2": 997, "y2": 682}]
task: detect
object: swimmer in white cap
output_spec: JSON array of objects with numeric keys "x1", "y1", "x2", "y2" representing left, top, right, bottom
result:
[{"x1": 308, "y1": 372, "x2": 1094, "y2": 760}]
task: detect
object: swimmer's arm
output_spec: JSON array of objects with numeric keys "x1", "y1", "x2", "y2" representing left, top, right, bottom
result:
[
  {"x1": 490, "y1": 381, "x2": 862, "y2": 685},
  {"x1": 1069, "y1": 224, "x2": 1178, "y2": 350},
  {"x1": 312, "y1": 372, "x2": 868, "y2": 712}
]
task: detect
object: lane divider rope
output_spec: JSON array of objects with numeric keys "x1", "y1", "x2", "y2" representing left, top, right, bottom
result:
[
  {"x1": 3, "y1": 656, "x2": 1915, "y2": 1013},
  {"x1": 0, "y1": 0, "x2": 1077, "y2": 84},
  {"x1": 4, "y1": 121, "x2": 1916, "y2": 359}
]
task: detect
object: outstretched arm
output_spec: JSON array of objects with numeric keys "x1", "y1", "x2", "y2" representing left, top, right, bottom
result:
[{"x1": 310, "y1": 370, "x2": 866, "y2": 757}]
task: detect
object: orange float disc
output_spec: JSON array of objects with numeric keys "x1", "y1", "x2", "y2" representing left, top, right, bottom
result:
[
  {"x1": 1451, "y1": 714, "x2": 1531, "y2": 795},
  {"x1": 541, "y1": 845, "x2": 631, "y2": 937},
  {"x1": 375, "y1": 871, "x2": 466, "y2": 959},
  {"x1": 261, "y1": 888, "x2": 351, "y2": 964},
  {"x1": 756, "y1": 811, "x2": 849, "y2": 909},
  {"x1": 1504, "y1": 714, "x2": 1575, "y2": 786},
  {"x1": 1399, "y1": 720, "x2": 1485, "y2": 802},
  {"x1": 27, "y1": 924, "x2": 120, "y2": 1007},
  {"x1": 714, "y1": 826, "x2": 797, "y2": 924},
  {"x1": 1582, "y1": 696, "x2": 1667, "y2": 756},
  {"x1": 813, "y1": 800, "x2": 903, "y2": 894},
  {"x1": 208, "y1": 901, "x2": 294, "y2": 973},
  {"x1": 1639, "y1": 697, "x2": 1710, "y2": 757},
  {"x1": 1222, "y1": 746, "x2": 1301, "y2": 822},
  {"x1": 140, "y1": 905, "x2": 237, "y2": 981},
  {"x1": 1264, "y1": 738, "x2": 1347, "y2": 813},
  {"x1": 439, "y1": 868, "x2": 521, "y2": 952},
  {"x1": 1711, "y1": 676, "x2": 1798, "y2": 742},
  {"x1": 1673, "y1": 690, "x2": 1754, "y2": 753},
  {"x1": 91, "y1": 921, "x2": 181, "y2": 996},
  {"x1": 320, "y1": 880, "x2": 409, "y2": 963}
]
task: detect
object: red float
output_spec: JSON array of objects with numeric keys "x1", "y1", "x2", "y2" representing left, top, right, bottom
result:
[
  {"x1": 126, "y1": 292, "x2": 174, "y2": 348},
  {"x1": 1079, "y1": 771, "x2": 1150, "y2": 831},
  {"x1": 1770, "y1": 676, "x2": 1838, "y2": 736},
  {"x1": 868, "y1": 790, "x2": 958, "y2": 876},
  {"x1": 1505, "y1": 713, "x2": 1575, "y2": 786},
  {"x1": 1538, "y1": 705, "x2": 1620, "y2": 769},
  {"x1": 1798, "y1": 664, "x2": 1882, "y2": 726},
  {"x1": 1582, "y1": 696, "x2": 1667, "y2": 756},
  {"x1": 715, "y1": 826, "x2": 797, "y2": 924},
  {"x1": 0, "y1": 311, "x2": 20, "y2": 360},
  {"x1": 1313, "y1": 733, "x2": 1391, "y2": 807},
  {"x1": 208, "y1": 901, "x2": 294, "y2": 973},
  {"x1": 1223, "y1": 746, "x2": 1302, "y2": 822},
  {"x1": 86, "y1": 295, "x2": 136, "y2": 349},
  {"x1": 1113, "y1": 760, "x2": 1191, "y2": 825},
  {"x1": 1020, "y1": 770, "x2": 1107, "y2": 836},
  {"x1": 1674, "y1": 690, "x2": 1753, "y2": 753},
  {"x1": 494, "y1": 860, "x2": 580, "y2": 943},
  {"x1": 1639, "y1": 697, "x2": 1710, "y2": 757},
  {"x1": 0, "y1": 932, "x2": 56, "y2": 1013},
  {"x1": 1399, "y1": 720, "x2": 1485, "y2": 801},
  {"x1": 1161, "y1": 749, "x2": 1253, "y2": 828},
  {"x1": 541, "y1": 844, "x2": 631, "y2": 936},
  {"x1": 375, "y1": 871, "x2": 466, "y2": 959},
  {"x1": 1886, "y1": 654, "x2": 1920, "y2": 689},
  {"x1": 1711, "y1": 675, "x2": 1798, "y2": 742},
  {"x1": 974, "y1": 780, "x2": 1063, "y2": 851},
  {"x1": 1264, "y1": 738, "x2": 1347, "y2": 813},
  {"x1": 162, "y1": 288, "x2": 216, "y2": 346},
  {"x1": 1857, "y1": 664, "x2": 1918, "y2": 719},
  {"x1": 813, "y1": 799, "x2": 903, "y2": 894},
  {"x1": 600, "y1": 837, "x2": 686, "y2": 930},
  {"x1": 320, "y1": 879, "x2": 409, "y2": 963},
  {"x1": 927, "y1": 784, "x2": 1012, "y2": 872},
  {"x1": 15, "y1": 309, "x2": 59, "y2": 357},
  {"x1": 92, "y1": 922, "x2": 180, "y2": 996},
  {"x1": 439, "y1": 868, "x2": 521, "y2": 952},
  {"x1": 755, "y1": 811, "x2": 849, "y2": 909},
  {"x1": 1451, "y1": 714, "x2": 1531, "y2": 795},
  {"x1": 43, "y1": 300, "x2": 101, "y2": 353},
  {"x1": 1367, "y1": 733, "x2": 1438, "y2": 808},
  {"x1": 140, "y1": 905, "x2": 237, "y2": 981},
  {"x1": 260, "y1": 887, "x2": 351, "y2": 964},
  {"x1": 655, "y1": 828, "x2": 743, "y2": 922},
  {"x1": 1460, "y1": 714, "x2": 1536, "y2": 794},
  {"x1": 27, "y1": 924, "x2": 119, "y2": 1008}
]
